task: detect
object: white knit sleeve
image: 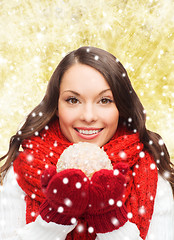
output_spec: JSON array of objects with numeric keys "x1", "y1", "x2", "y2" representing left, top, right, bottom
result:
[
  {"x1": 0, "y1": 166, "x2": 76, "y2": 240},
  {"x1": 146, "y1": 174, "x2": 174, "y2": 240},
  {"x1": 96, "y1": 221, "x2": 142, "y2": 240},
  {"x1": 96, "y1": 173, "x2": 174, "y2": 240}
]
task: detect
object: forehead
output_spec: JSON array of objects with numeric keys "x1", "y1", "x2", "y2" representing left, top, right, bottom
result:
[{"x1": 60, "y1": 63, "x2": 110, "y2": 92}]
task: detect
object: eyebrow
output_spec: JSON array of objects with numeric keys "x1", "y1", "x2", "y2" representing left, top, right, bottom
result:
[{"x1": 62, "y1": 89, "x2": 112, "y2": 96}]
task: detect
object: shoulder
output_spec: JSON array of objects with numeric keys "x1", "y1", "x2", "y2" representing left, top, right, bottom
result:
[
  {"x1": 1, "y1": 166, "x2": 25, "y2": 198},
  {"x1": 154, "y1": 173, "x2": 174, "y2": 214}
]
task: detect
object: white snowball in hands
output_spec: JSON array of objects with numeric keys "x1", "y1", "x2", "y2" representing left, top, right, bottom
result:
[{"x1": 56, "y1": 142, "x2": 113, "y2": 178}]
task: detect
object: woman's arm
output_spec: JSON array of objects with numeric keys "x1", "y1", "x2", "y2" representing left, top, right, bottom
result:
[
  {"x1": 146, "y1": 174, "x2": 174, "y2": 240},
  {"x1": 96, "y1": 173, "x2": 174, "y2": 240},
  {"x1": 0, "y1": 166, "x2": 76, "y2": 240}
]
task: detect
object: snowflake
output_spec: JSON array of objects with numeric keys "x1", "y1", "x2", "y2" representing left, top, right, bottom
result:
[
  {"x1": 161, "y1": 151, "x2": 164, "y2": 156},
  {"x1": 63, "y1": 177, "x2": 69, "y2": 184},
  {"x1": 18, "y1": 130, "x2": 22, "y2": 135},
  {"x1": 64, "y1": 198, "x2": 72, "y2": 207},
  {"x1": 117, "y1": 200, "x2": 122, "y2": 207},
  {"x1": 150, "y1": 163, "x2": 156, "y2": 170},
  {"x1": 113, "y1": 169, "x2": 119, "y2": 176},
  {"x1": 77, "y1": 224, "x2": 84, "y2": 233},
  {"x1": 57, "y1": 206, "x2": 64, "y2": 213},
  {"x1": 163, "y1": 171, "x2": 170, "y2": 179},
  {"x1": 31, "y1": 193, "x2": 36, "y2": 199},
  {"x1": 45, "y1": 164, "x2": 49, "y2": 169},
  {"x1": 135, "y1": 164, "x2": 139, "y2": 168},
  {"x1": 94, "y1": 55, "x2": 99, "y2": 60},
  {"x1": 32, "y1": 112, "x2": 36, "y2": 117},
  {"x1": 88, "y1": 226, "x2": 94, "y2": 233},
  {"x1": 139, "y1": 206, "x2": 146, "y2": 215},
  {"x1": 53, "y1": 188, "x2": 57, "y2": 194},
  {"x1": 75, "y1": 182, "x2": 82, "y2": 189},
  {"x1": 71, "y1": 218, "x2": 77, "y2": 224},
  {"x1": 118, "y1": 151, "x2": 127, "y2": 160},
  {"x1": 158, "y1": 139, "x2": 164, "y2": 145},
  {"x1": 150, "y1": 195, "x2": 154, "y2": 201},
  {"x1": 31, "y1": 211, "x2": 36, "y2": 217},
  {"x1": 27, "y1": 154, "x2": 33, "y2": 162},
  {"x1": 139, "y1": 151, "x2": 145, "y2": 158},
  {"x1": 108, "y1": 198, "x2": 115, "y2": 205},
  {"x1": 83, "y1": 177, "x2": 88, "y2": 182},
  {"x1": 49, "y1": 152, "x2": 54, "y2": 157},
  {"x1": 111, "y1": 217, "x2": 119, "y2": 226},
  {"x1": 127, "y1": 212, "x2": 133, "y2": 219}
]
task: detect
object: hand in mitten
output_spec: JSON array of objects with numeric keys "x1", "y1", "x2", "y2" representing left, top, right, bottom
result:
[
  {"x1": 39, "y1": 166, "x2": 90, "y2": 225},
  {"x1": 85, "y1": 163, "x2": 128, "y2": 234}
]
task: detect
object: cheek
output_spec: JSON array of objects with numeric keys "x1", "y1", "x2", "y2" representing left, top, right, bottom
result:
[
  {"x1": 58, "y1": 106, "x2": 78, "y2": 127},
  {"x1": 104, "y1": 108, "x2": 119, "y2": 127}
]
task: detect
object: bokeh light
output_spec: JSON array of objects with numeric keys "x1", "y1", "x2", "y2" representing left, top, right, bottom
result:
[{"x1": 0, "y1": 0, "x2": 173, "y2": 165}]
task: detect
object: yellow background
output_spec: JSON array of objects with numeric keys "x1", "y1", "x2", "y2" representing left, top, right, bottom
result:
[{"x1": 0, "y1": 0, "x2": 174, "y2": 165}]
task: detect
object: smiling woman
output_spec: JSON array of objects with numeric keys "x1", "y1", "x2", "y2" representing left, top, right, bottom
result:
[
  {"x1": 0, "y1": 46, "x2": 174, "y2": 240},
  {"x1": 57, "y1": 64, "x2": 119, "y2": 146}
]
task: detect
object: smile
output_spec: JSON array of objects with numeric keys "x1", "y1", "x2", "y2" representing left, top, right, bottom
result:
[
  {"x1": 75, "y1": 128, "x2": 103, "y2": 140},
  {"x1": 75, "y1": 129, "x2": 102, "y2": 135}
]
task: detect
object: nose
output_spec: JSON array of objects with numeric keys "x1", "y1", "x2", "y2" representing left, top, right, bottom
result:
[{"x1": 80, "y1": 103, "x2": 97, "y2": 123}]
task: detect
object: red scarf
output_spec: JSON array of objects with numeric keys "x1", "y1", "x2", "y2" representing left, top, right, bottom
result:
[{"x1": 13, "y1": 116, "x2": 158, "y2": 240}]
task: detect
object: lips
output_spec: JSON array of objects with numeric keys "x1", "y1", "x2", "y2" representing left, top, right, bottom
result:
[
  {"x1": 74, "y1": 128, "x2": 103, "y2": 139},
  {"x1": 75, "y1": 128, "x2": 102, "y2": 135}
]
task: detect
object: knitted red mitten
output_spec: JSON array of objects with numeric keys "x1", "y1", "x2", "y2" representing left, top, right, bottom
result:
[
  {"x1": 85, "y1": 163, "x2": 128, "y2": 233},
  {"x1": 39, "y1": 166, "x2": 90, "y2": 225}
]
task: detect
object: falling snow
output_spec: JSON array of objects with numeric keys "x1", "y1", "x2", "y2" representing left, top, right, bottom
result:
[{"x1": 75, "y1": 182, "x2": 82, "y2": 189}]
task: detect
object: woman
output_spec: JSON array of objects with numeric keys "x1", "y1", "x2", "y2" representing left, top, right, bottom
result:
[{"x1": 0, "y1": 46, "x2": 174, "y2": 240}]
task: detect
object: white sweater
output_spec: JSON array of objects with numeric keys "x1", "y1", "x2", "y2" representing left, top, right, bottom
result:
[{"x1": 0, "y1": 166, "x2": 174, "y2": 240}]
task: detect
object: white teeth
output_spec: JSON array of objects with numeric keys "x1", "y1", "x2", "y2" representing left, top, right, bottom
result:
[{"x1": 77, "y1": 129, "x2": 100, "y2": 135}]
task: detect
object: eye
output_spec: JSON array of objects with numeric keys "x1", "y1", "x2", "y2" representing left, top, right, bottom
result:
[
  {"x1": 99, "y1": 98, "x2": 113, "y2": 104},
  {"x1": 66, "y1": 97, "x2": 80, "y2": 104}
]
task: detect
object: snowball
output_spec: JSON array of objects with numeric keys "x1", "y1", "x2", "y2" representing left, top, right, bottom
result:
[{"x1": 56, "y1": 142, "x2": 113, "y2": 178}]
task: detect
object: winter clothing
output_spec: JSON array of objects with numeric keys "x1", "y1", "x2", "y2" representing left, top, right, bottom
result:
[{"x1": 13, "y1": 116, "x2": 158, "y2": 240}]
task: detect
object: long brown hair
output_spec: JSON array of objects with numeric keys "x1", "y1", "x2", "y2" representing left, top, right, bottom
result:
[{"x1": 1, "y1": 46, "x2": 174, "y2": 195}]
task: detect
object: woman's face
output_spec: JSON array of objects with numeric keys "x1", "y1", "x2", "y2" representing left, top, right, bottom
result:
[{"x1": 57, "y1": 63, "x2": 119, "y2": 147}]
